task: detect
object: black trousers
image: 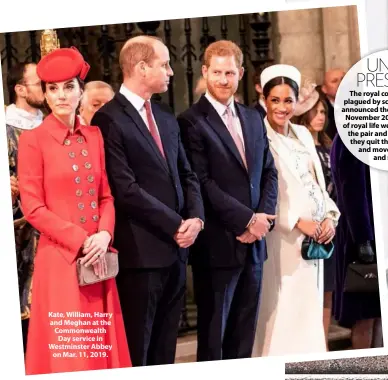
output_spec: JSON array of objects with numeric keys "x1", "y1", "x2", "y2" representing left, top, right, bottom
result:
[
  {"x1": 22, "y1": 318, "x2": 29, "y2": 354},
  {"x1": 116, "y1": 259, "x2": 186, "y2": 366},
  {"x1": 193, "y1": 258, "x2": 263, "y2": 361}
]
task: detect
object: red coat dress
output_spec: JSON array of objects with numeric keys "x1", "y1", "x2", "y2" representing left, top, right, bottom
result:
[{"x1": 18, "y1": 114, "x2": 132, "y2": 375}]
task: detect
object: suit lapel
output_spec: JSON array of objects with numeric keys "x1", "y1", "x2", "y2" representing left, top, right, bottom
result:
[
  {"x1": 116, "y1": 93, "x2": 169, "y2": 173},
  {"x1": 264, "y1": 117, "x2": 303, "y2": 186},
  {"x1": 291, "y1": 123, "x2": 326, "y2": 191},
  {"x1": 200, "y1": 96, "x2": 247, "y2": 174},
  {"x1": 235, "y1": 103, "x2": 254, "y2": 177},
  {"x1": 152, "y1": 104, "x2": 176, "y2": 175}
]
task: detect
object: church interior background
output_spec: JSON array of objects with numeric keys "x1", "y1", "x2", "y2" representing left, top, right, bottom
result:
[{"x1": 1, "y1": 5, "x2": 360, "y2": 362}]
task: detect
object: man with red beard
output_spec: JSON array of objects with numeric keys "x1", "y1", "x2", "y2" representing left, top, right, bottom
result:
[
  {"x1": 177, "y1": 40, "x2": 278, "y2": 361},
  {"x1": 5, "y1": 62, "x2": 45, "y2": 353}
]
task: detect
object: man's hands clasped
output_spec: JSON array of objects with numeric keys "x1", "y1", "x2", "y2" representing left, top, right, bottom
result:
[
  {"x1": 237, "y1": 213, "x2": 277, "y2": 244},
  {"x1": 174, "y1": 218, "x2": 203, "y2": 248}
]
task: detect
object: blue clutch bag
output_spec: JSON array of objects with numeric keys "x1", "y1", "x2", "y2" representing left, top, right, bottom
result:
[{"x1": 301, "y1": 237, "x2": 334, "y2": 260}]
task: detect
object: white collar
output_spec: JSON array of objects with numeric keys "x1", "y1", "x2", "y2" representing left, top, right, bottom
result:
[
  {"x1": 205, "y1": 91, "x2": 236, "y2": 117},
  {"x1": 119, "y1": 84, "x2": 149, "y2": 111},
  {"x1": 5, "y1": 104, "x2": 43, "y2": 130}
]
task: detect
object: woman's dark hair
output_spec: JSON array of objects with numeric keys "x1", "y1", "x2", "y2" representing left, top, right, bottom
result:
[
  {"x1": 262, "y1": 77, "x2": 299, "y2": 99},
  {"x1": 41, "y1": 76, "x2": 85, "y2": 114},
  {"x1": 294, "y1": 96, "x2": 332, "y2": 149}
]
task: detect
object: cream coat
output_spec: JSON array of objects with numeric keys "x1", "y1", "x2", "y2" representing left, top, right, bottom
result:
[{"x1": 252, "y1": 119, "x2": 340, "y2": 357}]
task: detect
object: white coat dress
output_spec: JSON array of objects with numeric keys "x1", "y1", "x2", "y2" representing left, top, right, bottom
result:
[{"x1": 252, "y1": 119, "x2": 340, "y2": 357}]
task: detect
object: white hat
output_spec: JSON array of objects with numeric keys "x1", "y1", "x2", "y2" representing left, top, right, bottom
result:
[{"x1": 260, "y1": 64, "x2": 301, "y2": 90}]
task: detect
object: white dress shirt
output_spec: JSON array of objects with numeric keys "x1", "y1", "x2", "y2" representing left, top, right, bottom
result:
[
  {"x1": 119, "y1": 84, "x2": 161, "y2": 137},
  {"x1": 204, "y1": 91, "x2": 246, "y2": 151}
]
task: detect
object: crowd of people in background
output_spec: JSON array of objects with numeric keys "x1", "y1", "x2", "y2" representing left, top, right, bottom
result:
[{"x1": 5, "y1": 35, "x2": 382, "y2": 375}]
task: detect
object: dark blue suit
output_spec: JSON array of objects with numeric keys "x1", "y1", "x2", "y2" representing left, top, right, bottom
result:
[
  {"x1": 177, "y1": 95, "x2": 278, "y2": 361},
  {"x1": 91, "y1": 92, "x2": 204, "y2": 366},
  {"x1": 254, "y1": 101, "x2": 266, "y2": 119}
]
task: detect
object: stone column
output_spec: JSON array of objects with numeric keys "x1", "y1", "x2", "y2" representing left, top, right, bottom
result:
[
  {"x1": 321, "y1": 5, "x2": 360, "y2": 75},
  {"x1": 272, "y1": 8, "x2": 325, "y2": 84},
  {"x1": 272, "y1": 5, "x2": 361, "y2": 85}
]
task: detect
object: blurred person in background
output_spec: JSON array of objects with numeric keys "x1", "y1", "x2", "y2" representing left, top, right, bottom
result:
[
  {"x1": 79, "y1": 80, "x2": 114, "y2": 125},
  {"x1": 6, "y1": 61, "x2": 45, "y2": 354},
  {"x1": 320, "y1": 68, "x2": 345, "y2": 140},
  {"x1": 331, "y1": 134, "x2": 382, "y2": 349},
  {"x1": 251, "y1": 63, "x2": 272, "y2": 119}
]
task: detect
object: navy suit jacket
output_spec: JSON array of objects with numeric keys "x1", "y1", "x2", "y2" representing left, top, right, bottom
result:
[
  {"x1": 91, "y1": 92, "x2": 204, "y2": 269},
  {"x1": 254, "y1": 101, "x2": 266, "y2": 119},
  {"x1": 177, "y1": 95, "x2": 278, "y2": 268}
]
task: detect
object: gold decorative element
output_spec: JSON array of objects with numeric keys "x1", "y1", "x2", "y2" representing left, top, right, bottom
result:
[{"x1": 40, "y1": 29, "x2": 60, "y2": 57}]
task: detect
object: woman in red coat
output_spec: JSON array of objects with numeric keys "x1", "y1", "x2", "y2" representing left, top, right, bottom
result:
[{"x1": 18, "y1": 47, "x2": 132, "y2": 375}]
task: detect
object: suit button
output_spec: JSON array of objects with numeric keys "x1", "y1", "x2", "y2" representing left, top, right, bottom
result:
[
  {"x1": 91, "y1": 201, "x2": 97, "y2": 209},
  {"x1": 77, "y1": 137, "x2": 84, "y2": 144},
  {"x1": 89, "y1": 188, "x2": 96, "y2": 196},
  {"x1": 92, "y1": 215, "x2": 99, "y2": 222},
  {"x1": 69, "y1": 152, "x2": 75, "y2": 159},
  {"x1": 80, "y1": 216, "x2": 86, "y2": 223},
  {"x1": 78, "y1": 203, "x2": 85, "y2": 210},
  {"x1": 85, "y1": 162, "x2": 92, "y2": 169},
  {"x1": 64, "y1": 139, "x2": 71, "y2": 146},
  {"x1": 87, "y1": 175, "x2": 94, "y2": 183},
  {"x1": 75, "y1": 176, "x2": 81, "y2": 184},
  {"x1": 81, "y1": 149, "x2": 88, "y2": 157},
  {"x1": 72, "y1": 164, "x2": 79, "y2": 172},
  {"x1": 76, "y1": 189, "x2": 82, "y2": 197}
]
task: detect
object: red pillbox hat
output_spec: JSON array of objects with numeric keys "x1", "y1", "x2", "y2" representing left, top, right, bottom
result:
[{"x1": 37, "y1": 46, "x2": 90, "y2": 82}]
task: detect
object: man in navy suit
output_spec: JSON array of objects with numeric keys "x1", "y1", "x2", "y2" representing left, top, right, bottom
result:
[
  {"x1": 91, "y1": 35, "x2": 204, "y2": 366},
  {"x1": 177, "y1": 40, "x2": 278, "y2": 361}
]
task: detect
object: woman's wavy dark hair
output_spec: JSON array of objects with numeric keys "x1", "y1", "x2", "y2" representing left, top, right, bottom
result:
[
  {"x1": 293, "y1": 96, "x2": 332, "y2": 149},
  {"x1": 262, "y1": 77, "x2": 299, "y2": 99},
  {"x1": 41, "y1": 76, "x2": 85, "y2": 114}
]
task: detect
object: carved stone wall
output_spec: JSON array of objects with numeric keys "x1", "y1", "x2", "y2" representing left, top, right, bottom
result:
[
  {"x1": 272, "y1": 5, "x2": 360, "y2": 85},
  {"x1": 0, "y1": 16, "x2": 257, "y2": 113},
  {"x1": 1, "y1": 6, "x2": 360, "y2": 110}
]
